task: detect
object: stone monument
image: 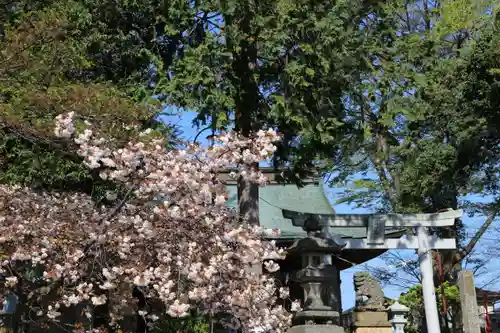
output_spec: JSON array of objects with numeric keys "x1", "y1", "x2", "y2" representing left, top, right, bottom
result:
[
  {"x1": 352, "y1": 272, "x2": 391, "y2": 333},
  {"x1": 287, "y1": 216, "x2": 346, "y2": 333},
  {"x1": 458, "y1": 270, "x2": 481, "y2": 333}
]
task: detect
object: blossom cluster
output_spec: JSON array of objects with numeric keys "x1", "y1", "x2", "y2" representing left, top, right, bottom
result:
[{"x1": 0, "y1": 112, "x2": 299, "y2": 333}]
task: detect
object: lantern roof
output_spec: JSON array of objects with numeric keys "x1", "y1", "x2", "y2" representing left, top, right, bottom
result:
[{"x1": 389, "y1": 300, "x2": 409, "y2": 312}]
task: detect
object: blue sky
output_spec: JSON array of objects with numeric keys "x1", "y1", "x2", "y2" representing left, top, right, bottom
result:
[{"x1": 162, "y1": 110, "x2": 500, "y2": 310}]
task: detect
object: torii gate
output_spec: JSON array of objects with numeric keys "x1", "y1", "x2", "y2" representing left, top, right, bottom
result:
[{"x1": 282, "y1": 208, "x2": 463, "y2": 333}]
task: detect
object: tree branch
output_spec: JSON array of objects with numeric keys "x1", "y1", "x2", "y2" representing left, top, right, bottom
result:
[
  {"x1": 453, "y1": 206, "x2": 499, "y2": 265},
  {"x1": 370, "y1": 129, "x2": 398, "y2": 209},
  {"x1": 1, "y1": 123, "x2": 83, "y2": 164},
  {"x1": 27, "y1": 186, "x2": 136, "y2": 302}
]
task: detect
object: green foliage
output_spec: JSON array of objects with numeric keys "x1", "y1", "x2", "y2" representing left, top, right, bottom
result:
[
  {"x1": 329, "y1": 0, "x2": 500, "y2": 215},
  {"x1": 152, "y1": 315, "x2": 210, "y2": 333},
  {"x1": 398, "y1": 285, "x2": 423, "y2": 333},
  {"x1": 0, "y1": 1, "x2": 178, "y2": 196},
  {"x1": 399, "y1": 282, "x2": 460, "y2": 333},
  {"x1": 0, "y1": 134, "x2": 87, "y2": 188},
  {"x1": 153, "y1": 0, "x2": 378, "y2": 174}
]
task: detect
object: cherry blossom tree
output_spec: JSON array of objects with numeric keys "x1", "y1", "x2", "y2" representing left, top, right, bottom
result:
[{"x1": 0, "y1": 112, "x2": 300, "y2": 333}]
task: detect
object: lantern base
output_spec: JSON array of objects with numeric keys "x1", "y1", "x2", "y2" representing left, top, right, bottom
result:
[{"x1": 289, "y1": 324, "x2": 345, "y2": 333}]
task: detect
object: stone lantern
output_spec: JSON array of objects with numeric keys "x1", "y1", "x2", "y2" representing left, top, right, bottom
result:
[
  {"x1": 389, "y1": 300, "x2": 409, "y2": 333},
  {"x1": 287, "y1": 216, "x2": 346, "y2": 333}
]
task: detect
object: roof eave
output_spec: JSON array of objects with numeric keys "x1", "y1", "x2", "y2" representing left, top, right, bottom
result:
[{"x1": 219, "y1": 167, "x2": 321, "y2": 185}]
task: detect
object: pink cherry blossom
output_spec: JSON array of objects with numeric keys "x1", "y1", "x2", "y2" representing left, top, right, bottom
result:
[{"x1": 0, "y1": 112, "x2": 300, "y2": 333}]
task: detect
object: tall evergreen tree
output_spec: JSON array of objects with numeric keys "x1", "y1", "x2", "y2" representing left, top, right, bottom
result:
[
  {"x1": 153, "y1": 0, "x2": 383, "y2": 221},
  {"x1": 329, "y1": 1, "x2": 500, "y2": 331}
]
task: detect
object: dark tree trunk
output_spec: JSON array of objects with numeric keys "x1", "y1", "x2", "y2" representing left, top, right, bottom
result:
[
  {"x1": 11, "y1": 284, "x2": 26, "y2": 333},
  {"x1": 227, "y1": 3, "x2": 261, "y2": 227},
  {"x1": 133, "y1": 286, "x2": 148, "y2": 333}
]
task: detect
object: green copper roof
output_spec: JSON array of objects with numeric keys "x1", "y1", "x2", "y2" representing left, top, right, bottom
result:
[{"x1": 226, "y1": 182, "x2": 369, "y2": 239}]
